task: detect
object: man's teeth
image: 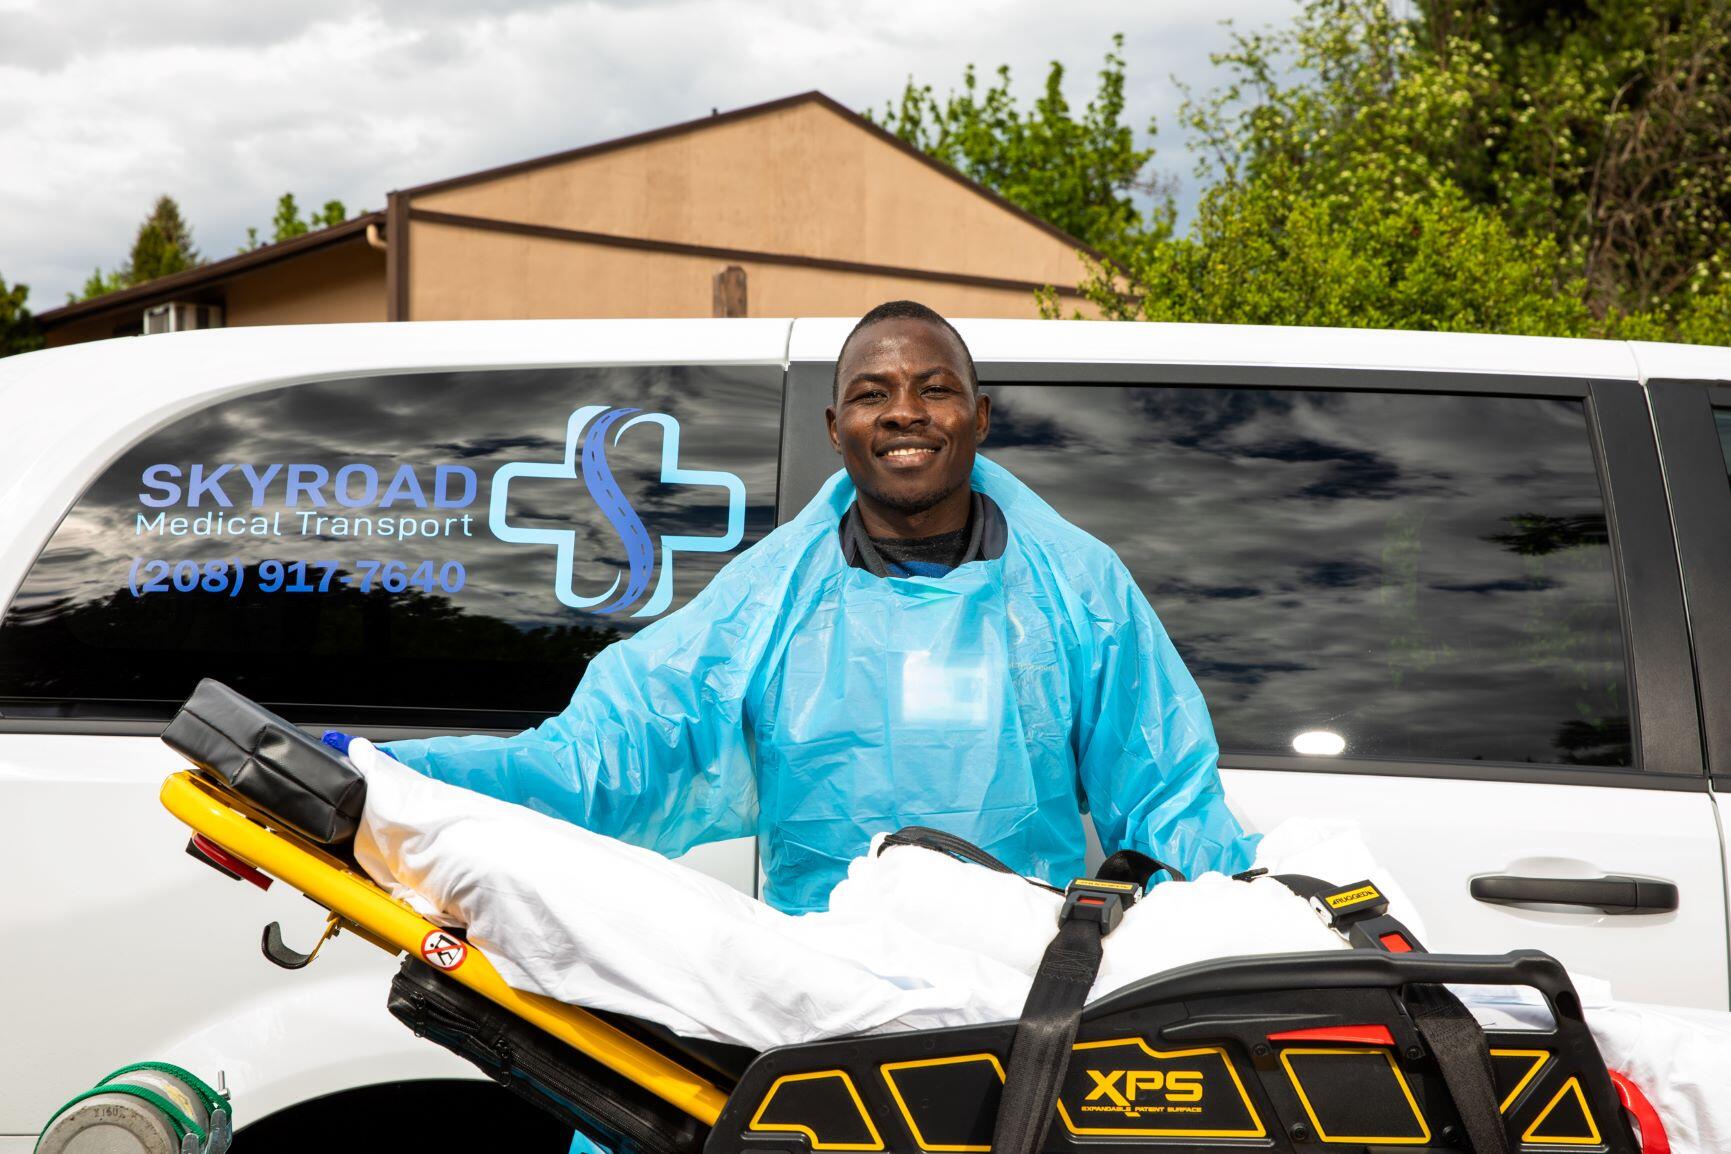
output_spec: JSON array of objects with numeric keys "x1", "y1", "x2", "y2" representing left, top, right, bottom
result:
[{"x1": 885, "y1": 447, "x2": 936, "y2": 458}]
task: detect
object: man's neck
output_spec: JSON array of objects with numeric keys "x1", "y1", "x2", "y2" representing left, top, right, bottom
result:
[{"x1": 853, "y1": 486, "x2": 972, "y2": 539}]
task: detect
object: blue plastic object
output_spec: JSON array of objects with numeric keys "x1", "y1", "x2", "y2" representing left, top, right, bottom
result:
[
  {"x1": 322, "y1": 731, "x2": 397, "y2": 761},
  {"x1": 386, "y1": 458, "x2": 1258, "y2": 913}
]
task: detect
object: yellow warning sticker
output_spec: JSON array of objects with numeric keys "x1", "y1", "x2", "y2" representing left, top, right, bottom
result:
[
  {"x1": 1075, "y1": 879, "x2": 1138, "y2": 893},
  {"x1": 1325, "y1": 885, "x2": 1382, "y2": 909}
]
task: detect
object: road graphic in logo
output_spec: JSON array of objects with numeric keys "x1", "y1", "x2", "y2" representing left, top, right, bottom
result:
[{"x1": 488, "y1": 405, "x2": 746, "y2": 617}]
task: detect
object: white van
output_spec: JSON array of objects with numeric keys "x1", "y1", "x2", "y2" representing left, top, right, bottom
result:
[{"x1": 2, "y1": 320, "x2": 1728, "y2": 1151}]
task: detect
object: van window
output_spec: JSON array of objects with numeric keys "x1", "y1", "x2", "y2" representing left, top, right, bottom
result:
[
  {"x1": 0, "y1": 365, "x2": 782, "y2": 727},
  {"x1": 985, "y1": 385, "x2": 1630, "y2": 767}
]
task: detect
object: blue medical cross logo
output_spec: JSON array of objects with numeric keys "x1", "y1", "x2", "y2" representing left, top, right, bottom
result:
[{"x1": 488, "y1": 406, "x2": 745, "y2": 617}]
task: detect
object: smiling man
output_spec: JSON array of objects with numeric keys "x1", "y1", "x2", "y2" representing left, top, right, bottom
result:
[
  {"x1": 381, "y1": 299, "x2": 1256, "y2": 919},
  {"x1": 830, "y1": 301, "x2": 1004, "y2": 578}
]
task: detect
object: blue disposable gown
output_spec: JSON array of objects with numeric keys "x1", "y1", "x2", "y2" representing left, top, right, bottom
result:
[{"x1": 386, "y1": 457, "x2": 1257, "y2": 913}]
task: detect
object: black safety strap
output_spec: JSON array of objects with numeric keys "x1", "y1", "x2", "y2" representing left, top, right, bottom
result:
[
  {"x1": 990, "y1": 911, "x2": 1103, "y2": 1154},
  {"x1": 878, "y1": 826, "x2": 1060, "y2": 893},
  {"x1": 1265, "y1": 873, "x2": 1426, "y2": 953},
  {"x1": 1098, "y1": 847, "x2": 1182, "y2": 886},
  {"x1": 880, "y1": 826, "x2": 1183, "y2": 1154},
  {"x1": 988, "y1": 853, "x2": 1177, "y2": 1154},
  {"x1": 878, "y1": 828, "x2": 1185, "y2": 892},
  {"x1": 1408, "y1": 984, "x2": 1512, "y2": 1154},
  {"x1": 1272, "y1": 875, "x2": 1508, "y2": 1151}
]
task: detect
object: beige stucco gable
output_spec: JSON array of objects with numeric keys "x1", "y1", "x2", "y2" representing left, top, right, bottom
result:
[{"x1": 412, "y1": 97, "x2": 1092, "y2": 291}]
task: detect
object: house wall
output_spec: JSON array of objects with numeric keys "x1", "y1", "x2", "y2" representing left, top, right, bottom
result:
[
  {"x1": 42, "y1": 240, "x2": 385, "y2": 348},
  {"x1": 407, "y1": 219, "x2": 1083, "y2": 321},
  {"x1": 43, "y1": 98, "x2": 1102, "y2": 346},
  {"x1": 408, "y1": 100, "x2": 1093, "y2": 318},
  {"x1": 225, "y1": 242, "x2": 386, "y2": 326}
]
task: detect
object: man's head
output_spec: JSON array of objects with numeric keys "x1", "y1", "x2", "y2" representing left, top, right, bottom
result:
[{"x1": 827, "y1": 300, "x2": 990, "y2": 534}]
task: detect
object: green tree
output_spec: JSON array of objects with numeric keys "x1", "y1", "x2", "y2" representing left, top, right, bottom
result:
[
  {"x1": 871, "y1": 35, "x2": 1170, "y2": 265},
  {"x1": 892, "y1": 4, "x2": 1731, "y2": 346},
  {"x1": 1071, "y1": 1, "x2": 1609, "y2": 335},
  {"x1": 312, "y1": 199, "x2": 348, "y2": 230},
  {"x1": 272, "y1": 193, "x2": 308, "y2": 243},
  {"x1": 1417, "y1": 0, "x2": 1731, "y2": 321},
  {"x1": 74, "y1": 267, "x2": 128, "y2": 302},
  {"x1": 0, "y1": 272, "x2": 43, "y2": 358},
  {"x1": 128, "y1": 194, "x2": 199, "y2": 282},
  {"x1": 72, "y1": 195, "x2": 202, "y2": 301},
  {"x1": 270, "y1": 194, "x2": 349, "y2": 243}
]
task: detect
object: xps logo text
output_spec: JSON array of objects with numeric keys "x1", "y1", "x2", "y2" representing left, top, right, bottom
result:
[{"x1": 1085, "y1": 1069, "x2": 1205, "y2": 1107}]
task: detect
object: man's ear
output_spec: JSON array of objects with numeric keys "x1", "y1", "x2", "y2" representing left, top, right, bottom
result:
[
  {"x1": 973, "y1": 390, "x2": 991, "y2": 445},
  {"x1": 826, "y1": 404, "x2": 841, "y2": 453}
]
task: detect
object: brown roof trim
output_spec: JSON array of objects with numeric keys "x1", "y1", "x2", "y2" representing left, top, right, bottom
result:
[
  {"x1": 36, "y1": 211, "x2": 387, "y2": 326},
  {"x1": 399, "y1": 91, "x2": 1106, "y2": 265},
  {"x1": 410, "y1": 208, "x2": 1085, "y2": 298}
]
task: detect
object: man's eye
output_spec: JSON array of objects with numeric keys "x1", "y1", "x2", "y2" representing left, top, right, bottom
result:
[{"x1": 923, "y1": 384, "x2": 953, "y2": 397}]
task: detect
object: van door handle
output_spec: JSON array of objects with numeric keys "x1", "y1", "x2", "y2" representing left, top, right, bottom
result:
[{"x1": 1469, "y1": 875, "x2": 1678, "y2": 914}]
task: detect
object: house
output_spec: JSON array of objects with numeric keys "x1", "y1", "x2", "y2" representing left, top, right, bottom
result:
[{"x1": 37, "y1": 92, "x2": 1098, "y2": 347}]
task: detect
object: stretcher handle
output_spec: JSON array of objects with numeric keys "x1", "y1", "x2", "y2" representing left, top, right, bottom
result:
[{"x1": 1086, "y1": 948, "x2": 1583, "y2": 1023}]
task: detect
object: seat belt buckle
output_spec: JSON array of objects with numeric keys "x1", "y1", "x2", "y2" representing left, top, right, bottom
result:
[
  {"x1": 1061, "y1": 877, "x2": 1139, "y2": 934},
  {"x1": 1308, "y1": 879, "x2": 1427, "y2": 952},
  {"x1": 1309, "y1": 879, "x2": 1390, "y2": 929}
]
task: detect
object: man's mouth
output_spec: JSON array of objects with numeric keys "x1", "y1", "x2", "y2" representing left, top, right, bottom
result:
[{"x1": 877, "y1": 443, "x2": 941, "y2": 462}]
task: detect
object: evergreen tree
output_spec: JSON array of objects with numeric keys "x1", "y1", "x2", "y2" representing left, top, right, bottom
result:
[
  {"x1": 127, "y1": 195, "x2": 199, "y2": 282},
  {"x1": 73, "y1": 195, "x2": 202, "y2": 301}
]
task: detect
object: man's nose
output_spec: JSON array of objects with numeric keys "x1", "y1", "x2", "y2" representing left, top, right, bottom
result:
[{"x1": 878, "y1": 385, "x2": 929, "y2": 427}]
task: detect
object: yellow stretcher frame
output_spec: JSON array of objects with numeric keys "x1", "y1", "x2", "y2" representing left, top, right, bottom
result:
[{"x1": 159, "y1": 770, "x2": 730, "y2": 1125}]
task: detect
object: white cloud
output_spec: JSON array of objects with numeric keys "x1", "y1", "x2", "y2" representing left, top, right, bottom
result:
[{"x1": 1, "y1": 0, "x2": 1297, "y2": 306}]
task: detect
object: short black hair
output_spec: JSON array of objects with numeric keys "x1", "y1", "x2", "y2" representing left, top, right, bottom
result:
[{"x1": 833, "y1": 299, "x2": 978, "y2": 403}]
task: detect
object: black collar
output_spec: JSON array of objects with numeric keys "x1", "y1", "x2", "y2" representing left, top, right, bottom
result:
[{"x1": 839, "y1": 491, "x2": 1008, "y2": 577}]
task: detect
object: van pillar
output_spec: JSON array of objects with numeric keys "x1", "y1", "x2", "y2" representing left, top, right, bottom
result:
[{"x1": 386, "y1": 192, "x2": 411, "y2": 322}]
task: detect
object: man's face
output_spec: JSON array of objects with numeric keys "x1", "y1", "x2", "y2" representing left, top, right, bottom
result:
[{"x1": 826, "y1": 318, "x2": 990, "y2": 514}]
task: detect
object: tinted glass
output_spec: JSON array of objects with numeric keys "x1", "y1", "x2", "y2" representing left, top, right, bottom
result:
[
  {"x1": 0, "y1": 365, "x2": 781, "y2": 726},
  {"x1": 986, "y1": 385, "x2": 1629, "y2": 766}
]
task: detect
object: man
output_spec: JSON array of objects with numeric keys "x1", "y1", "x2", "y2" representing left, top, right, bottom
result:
[{"x1": 381, "y1": 300, "x2": 1256, "y2": 915}]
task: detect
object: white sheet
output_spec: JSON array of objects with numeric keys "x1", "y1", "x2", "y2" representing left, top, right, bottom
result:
[{"x1": 350, "y1": 739, "x2": 1729, "y2": 1152}]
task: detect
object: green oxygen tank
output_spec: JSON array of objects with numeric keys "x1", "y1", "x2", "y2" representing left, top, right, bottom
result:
[{"x1": 34, "y1": 1063, "x2": 231, "y2": 1154}]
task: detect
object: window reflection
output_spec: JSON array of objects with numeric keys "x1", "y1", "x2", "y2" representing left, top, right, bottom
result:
[
  {"x1": 986, "y1": 385, "x2": 1629, "y2": 767},
  {"x1": 0, "y1": 366, "x2": 782, "y2": 725}
]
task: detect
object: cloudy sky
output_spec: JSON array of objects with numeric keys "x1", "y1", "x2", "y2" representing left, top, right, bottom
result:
[{"x1": 3, "y1": 0, "x2": 1296, "y2": 308}]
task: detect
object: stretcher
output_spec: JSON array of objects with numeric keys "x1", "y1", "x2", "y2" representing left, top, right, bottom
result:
[{"x1": 158, "y1": 713, "x2": 1664, "y2": 1154}]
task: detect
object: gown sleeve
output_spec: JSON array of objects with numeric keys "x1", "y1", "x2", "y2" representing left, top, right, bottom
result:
[
  {"x1": 1074, "y1": 563, "x2": 1260, "y2": 880},
  {"x1": 382, "y1": 568, "x2": 767, "y2": 859}
]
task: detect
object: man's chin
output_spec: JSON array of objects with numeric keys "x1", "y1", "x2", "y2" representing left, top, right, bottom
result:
[{"x1": 857, "y1": 476, "x2": 965, "y2": 515}]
